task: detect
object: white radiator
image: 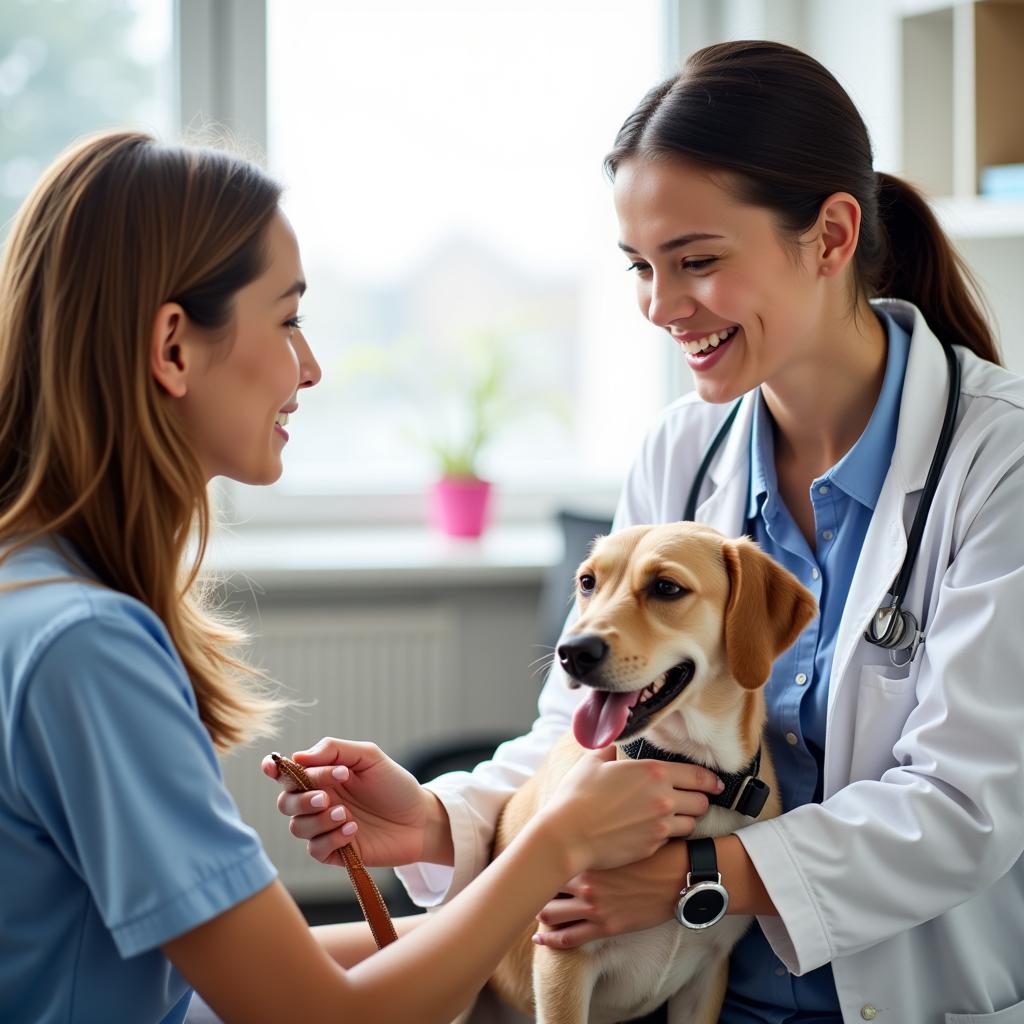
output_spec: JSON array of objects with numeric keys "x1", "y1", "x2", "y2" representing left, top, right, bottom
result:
[{"x1": 220, "y1": 606, "x2": 459, "y2": 899}]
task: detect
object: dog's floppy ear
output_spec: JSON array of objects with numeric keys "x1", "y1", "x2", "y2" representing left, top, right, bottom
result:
[{"x1": 721, "y1": 538, "x2": 818, "y2": 690}]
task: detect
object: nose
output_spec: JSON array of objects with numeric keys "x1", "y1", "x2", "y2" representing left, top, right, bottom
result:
[
  {"x1": 294, "y1": 328, "x2": 322, "y2": 389},
  {"x1": 557, "y1": 633, "x2": 609, "y2": 681},
  {"x1": 646, "y1": 274, "x2": 699, "y2": 329}
]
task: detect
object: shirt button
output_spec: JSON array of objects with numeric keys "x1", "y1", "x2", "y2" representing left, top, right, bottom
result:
[
  {"x1": 795, "y1": 673, "x2": 808, "y2": 685},
  {"x1": 822, "y1": 529, "x2": 834, "y2": 541},
  {"x1": 774, "y1": 965, "x2": 787, "y2": 976},
  {"x1": 811, "y1": 568, "x2": 820, "y2": 580},
  {"x1": 818, "y1": 485, "x2": 830, "y2": 495},
  {"x1": 786, "y1": 732, "x2": 799, "y2": 746},
  {"x1": 861, "y1": 1007, "x2": 878, "y2": 1021}
]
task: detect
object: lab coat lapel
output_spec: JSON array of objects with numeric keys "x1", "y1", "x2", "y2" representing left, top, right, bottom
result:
[
  {"x1": 823, "y1": 480, "x2": 908, "y2": 796},
  {"x1": 823, "y1": 301, "x2": 951, "y2": 796},
  {"x1": 694, "y1": 392, "x2": 756, "y2": 537}
]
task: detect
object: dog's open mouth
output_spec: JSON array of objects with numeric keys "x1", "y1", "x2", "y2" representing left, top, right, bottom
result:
[{"x1": 571, "y1": 660, "x2": 696, "y2": 749}]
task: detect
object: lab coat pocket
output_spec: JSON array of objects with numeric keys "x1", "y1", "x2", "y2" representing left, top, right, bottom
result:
[
  {"x1": 945, "y1": 994, "x2": 1024, "y2": 1022},
  {"x1": 848, "y1": 664, "x2": 919, "y2": 783}
]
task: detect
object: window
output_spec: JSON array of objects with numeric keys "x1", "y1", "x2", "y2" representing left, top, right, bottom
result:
[
  {"x1": 263, "y1": 0, "x2": 670, "y2": 515},
  {"x1": 0, "y1": 0, "x2": 173, "y2": 236}
]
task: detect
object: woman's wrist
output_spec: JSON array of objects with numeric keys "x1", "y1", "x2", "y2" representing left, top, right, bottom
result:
[{"x1": 519, "y1": 807, "x2": 580, "y2": 884}]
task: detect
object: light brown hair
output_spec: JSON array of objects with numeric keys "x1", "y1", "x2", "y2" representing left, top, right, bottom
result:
[{"x1": 0, "y1": 129, "x2": 286, "y2": 749}]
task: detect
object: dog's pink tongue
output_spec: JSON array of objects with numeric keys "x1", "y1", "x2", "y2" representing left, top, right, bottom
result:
[{"x1": 572, "y1": 689, "x2": 642, "y2": 749}]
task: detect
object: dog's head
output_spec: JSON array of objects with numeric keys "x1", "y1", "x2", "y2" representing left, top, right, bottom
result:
[{"x1": 558, "y1": 523, "x2": 817, "y2": 760}]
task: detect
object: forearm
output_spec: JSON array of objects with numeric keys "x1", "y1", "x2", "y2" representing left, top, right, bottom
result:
[
  {"x1": 313, "y1": 914, "x2": 427, "y2": 968},
  {"x1": 347, "y1": 815, "x2": 575, "y2": 1022}
]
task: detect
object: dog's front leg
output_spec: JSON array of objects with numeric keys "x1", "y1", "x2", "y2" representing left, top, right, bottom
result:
[{"x1": 532, "y1": 944, "x2": 596, "y2": 1024}]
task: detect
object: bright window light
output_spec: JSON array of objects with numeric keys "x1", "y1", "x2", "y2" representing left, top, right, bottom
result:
[
  {"x1": 0, "y1": 0, "x2": 173, "y2": 236},
  {"x1": 266, "y1": 0, "x2": 669, "y2": 498}
]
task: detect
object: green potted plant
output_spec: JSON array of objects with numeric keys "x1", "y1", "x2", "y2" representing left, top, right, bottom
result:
[{"x1": 424, "y1": 340, "x2": 510, "y2": 538}]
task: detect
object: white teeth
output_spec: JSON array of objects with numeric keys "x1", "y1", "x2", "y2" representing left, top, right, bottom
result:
[
  {"x1": 652, "y1": 677, "x2": 665, "y2": 693},
  {"x1": 639, "y1": 687, "x2": 653, "y2": 703},
  {"x1": 275, "y1": 412, "x2": 289, "y2": 427},
  {"x1": 679, "y1": 325, "x2": 738, "y2": 355}
]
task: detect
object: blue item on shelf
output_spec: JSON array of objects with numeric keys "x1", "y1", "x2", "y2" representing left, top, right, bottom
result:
[{"x1": 980, "y1": 163, "x2": 1024, "y2": 198}]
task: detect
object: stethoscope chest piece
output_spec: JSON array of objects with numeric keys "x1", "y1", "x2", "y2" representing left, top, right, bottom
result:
[{"x1": 867, "y1": 602, "x2": 924, "y2": 667}]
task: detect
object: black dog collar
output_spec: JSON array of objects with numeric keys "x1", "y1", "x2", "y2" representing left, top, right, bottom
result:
[{"x1": 622, "y1": 738, "x2": 770, "y2": 818}]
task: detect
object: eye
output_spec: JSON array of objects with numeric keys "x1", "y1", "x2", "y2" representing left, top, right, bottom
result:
[
  {"x1": 682, "y1": 257, "x2": 717, "y2": 272},
  {"x1": 651, "y1": 578, "x2": 688, "y2": 599},
  {"x1": 284, "y1": 314, "x2": 305, "y2": 330},
  {"x1": 625, "y1": 261, "x2": 651, "y2": 275},
  {"x1": 578, "y1": 573, "x2": 596, "y2": 595}
]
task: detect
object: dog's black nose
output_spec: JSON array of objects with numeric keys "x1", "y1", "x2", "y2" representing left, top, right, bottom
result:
[{"x1": 557, "y1": 634, "x2": 608, "y2": 680}]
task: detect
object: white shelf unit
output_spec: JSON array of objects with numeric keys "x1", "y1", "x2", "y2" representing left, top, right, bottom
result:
[
  {"x1": 898, "y1": 0, "x2": 1024, "y2": 370},
  {"x1": 901, "y1": 0, "x2": 1024, "y2": 202}
]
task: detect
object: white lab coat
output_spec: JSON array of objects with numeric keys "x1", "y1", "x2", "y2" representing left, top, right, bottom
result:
[{"x1": 397, "y1": 300, "x2": 1024, "y2": 1024}]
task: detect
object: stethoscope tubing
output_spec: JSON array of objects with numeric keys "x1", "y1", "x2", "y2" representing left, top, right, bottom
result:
[{"x1": 682, "y1": 340, "x2": 962, "y2": 664}]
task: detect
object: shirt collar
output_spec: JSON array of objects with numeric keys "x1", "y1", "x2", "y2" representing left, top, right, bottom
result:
[{"x1": 746, "y1": 311, "x2": 911, "y2": 519}]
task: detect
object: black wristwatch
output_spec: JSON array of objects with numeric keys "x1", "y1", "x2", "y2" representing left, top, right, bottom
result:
[{"x1": 675, "y1": 837, "x2": 729, "y2": 929}]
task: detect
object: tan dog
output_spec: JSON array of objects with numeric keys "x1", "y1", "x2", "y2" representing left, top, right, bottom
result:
[{"x1": 487, "y1": 522, "x2": 817, "y2": 1024}]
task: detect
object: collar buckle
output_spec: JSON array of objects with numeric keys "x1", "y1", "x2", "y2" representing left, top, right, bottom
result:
[{"x1": 732, "y1": 774, "x2": 770, "y2": 817}]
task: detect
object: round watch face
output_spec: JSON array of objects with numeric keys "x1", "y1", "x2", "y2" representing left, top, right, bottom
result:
[{"x1": 677, "y1": 883, "x2": 728, "y2": 928}]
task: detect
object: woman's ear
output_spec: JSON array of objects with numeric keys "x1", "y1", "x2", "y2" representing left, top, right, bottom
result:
[
  {"x1": 722, "y1": 537, "x2": 818, "y2": 689},
  {"x1": 150, "y1": 302, "x2": 191, "y2": 398},
  {"x1": 813, "y1": 191, "x2": 861, "y2": 278}
]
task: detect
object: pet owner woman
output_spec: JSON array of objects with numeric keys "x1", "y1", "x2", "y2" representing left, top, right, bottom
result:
[
  {"x1": 276, "y1": 41, "x2": 1024, "y2": 1023},
  {"x1": 0, "y1": 130, "x2": 722, "y2": 1024}
]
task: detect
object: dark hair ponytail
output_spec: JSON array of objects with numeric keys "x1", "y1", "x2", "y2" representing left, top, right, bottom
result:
[
  {"x1": 606, "y1": 40, "x2": 1001, "y2": 365},
  {"x1": 874, "y1": 172, "x2": 998, "y2": 361}
]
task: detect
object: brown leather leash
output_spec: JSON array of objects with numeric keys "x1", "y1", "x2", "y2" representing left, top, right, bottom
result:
[{"x1": 271, "y1": 752, "x2": 398, "y2": 949}]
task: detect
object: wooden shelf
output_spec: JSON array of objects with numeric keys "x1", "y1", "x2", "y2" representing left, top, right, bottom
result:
[{"x1": 901, "y1": 0, "x2": 1024, "y2": 206}]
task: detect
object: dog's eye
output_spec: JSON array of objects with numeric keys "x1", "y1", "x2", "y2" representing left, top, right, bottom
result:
[
  {"x1": 652, "y1": 578, "x2": 688, "y2": 599},
  {"x1": 578, "y1": 573, "x2": 596, "y2": 595}
]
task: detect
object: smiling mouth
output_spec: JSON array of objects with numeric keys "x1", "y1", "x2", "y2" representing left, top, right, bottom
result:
[{"x1": 618, "y1": 659, "x2": 696, "y2": 738}]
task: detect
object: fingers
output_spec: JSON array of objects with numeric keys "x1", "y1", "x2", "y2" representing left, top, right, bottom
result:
[
  {"x1": 672, "y1": 789, "x2": 713, "y2": 818},
  {"x1": 664, "y1": 761, "x2": 725, "y2": 794},
  {"x1": 280, "y1": 795, "x2": 360, "y2": 841},
  {"x1": 666, "y1": 815, "x2": 699, "y2": 839},
  {"x1": 276, "y1": 787, "x2": 333, "y2": 818},
  {"x1": 533, "y1": 923, "x2": 601, "y2": 949},
  {"x1": 291, "y1": 737, "x2": 384, "y2": 771},
  {"x1": 305, "y1": 824, "x2": 359, "y2": 865},
  {"x1": 536, "y1": 896, "x2": 592, "y2": 927}
]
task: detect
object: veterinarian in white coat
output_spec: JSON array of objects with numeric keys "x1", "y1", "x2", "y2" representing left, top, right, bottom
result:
[{"x1": 279, "y1": 42, "x2": 1024, "y2": 1024}]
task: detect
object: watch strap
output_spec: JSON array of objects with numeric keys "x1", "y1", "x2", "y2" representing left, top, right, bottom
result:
[{"x1": 686, "y1": 836, "x2": 719, "y2": 884}]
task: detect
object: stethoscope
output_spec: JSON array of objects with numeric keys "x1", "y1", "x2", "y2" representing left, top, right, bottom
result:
[{"x1": 684, "y1": 341, "x2": 962, "y2": 667}]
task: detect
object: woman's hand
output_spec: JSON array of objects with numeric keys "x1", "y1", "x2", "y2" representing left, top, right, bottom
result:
[
  {"x1": 538, "y1": 747, "x2": 721, "y2": 877},
  {"x1": 262, "y1": 737, "x2": 453, "y2": 868},
  {"x1": 532, "y1": 839, "x2": 688, "y2": 948}
]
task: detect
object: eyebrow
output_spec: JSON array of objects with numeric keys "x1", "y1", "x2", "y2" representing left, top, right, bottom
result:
[
  {"x1": 276, "y1": 279, "x2": 307, "y2": 301},
  {"x1": 617, "y1": 233, "x2": 724, "y2": 255}
]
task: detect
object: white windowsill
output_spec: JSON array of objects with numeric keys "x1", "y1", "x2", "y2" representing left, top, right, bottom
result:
[{"x1": 204, "y1": 523, "x2": 564, "y2": 590}]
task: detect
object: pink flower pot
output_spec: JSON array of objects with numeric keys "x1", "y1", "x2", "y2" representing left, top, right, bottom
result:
[{"x1": 430, "y1": 477, "x2": 492, "y2": 538}]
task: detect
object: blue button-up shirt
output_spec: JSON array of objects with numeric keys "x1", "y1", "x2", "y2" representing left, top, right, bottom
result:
[{"x1": 719, "y1": 312, "x2": 911, "y2": 1024}]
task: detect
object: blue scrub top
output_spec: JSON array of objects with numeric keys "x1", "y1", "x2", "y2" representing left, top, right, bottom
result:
[
  {"x1": 721, "y1": 311, "x2": 911, "y2": 1023},
  {"x1": 0, "y1": 538, "x2": 277, "y2": 1023}
]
